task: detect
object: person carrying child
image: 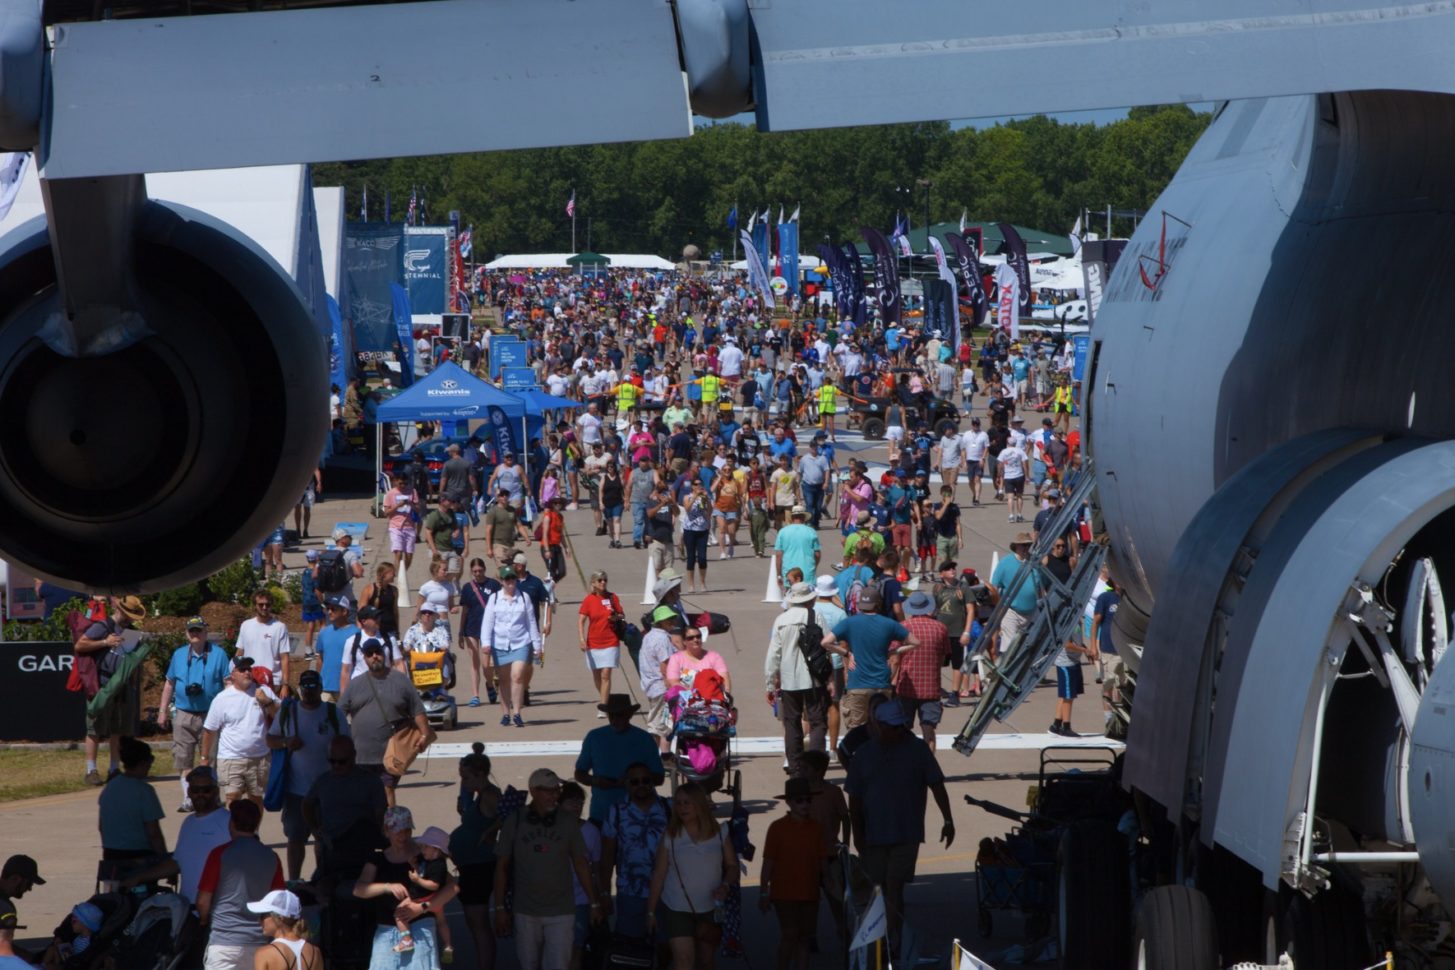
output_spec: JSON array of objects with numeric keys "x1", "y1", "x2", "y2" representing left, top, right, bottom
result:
[{"x1": 393, "y1": 826, "x2": 454, "y2": 960}]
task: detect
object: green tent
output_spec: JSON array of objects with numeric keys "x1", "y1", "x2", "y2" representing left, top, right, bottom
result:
[
  {"x1": 566, "y1": 251, "x2": 611, "y2": 267},
  {"x1": 856, "y1": 221, "x2": 1074, "y2": 258}
]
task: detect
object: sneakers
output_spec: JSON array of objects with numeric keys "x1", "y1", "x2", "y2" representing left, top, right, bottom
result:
[
  {"x1": 394, "y1": 932, "x2": 415, "y2": 954},
  {"x1": 84, "y1": 770, "x2": 103, "y2": 787},
  {"x1": 177, "y1": 799, "x2": 194, "y2": 814},
  {"x1": 487, "y1": 686, "x2": 499, "y2": 704},
  {"x1": 1049, "y1": 721, "x2": 1078, "y2": 737},
  {"x1": 567, "y1": 503, "x2": 579, "y2": 511},
  {"x1": 595, "y1": 525, "x2": 607, "y2": 536},
  {"x1": 597, "y1": 711, "x2": 608, "y2": 718},
  {"x1": 500, "y1": 715, "x2": 511, "y2": 727},
  {"x1": 468, "y1": 696, "x2": 481, "y2": 708},
  {"x1": 1008, "y1": 513, "x2": 1015, "y2": 522},
  {"x1": 513, "y1": 714, "x2": 525, "y2": 728},
  {"x1": 719, "y1": 552, "x2": 728, "y2": 560}
]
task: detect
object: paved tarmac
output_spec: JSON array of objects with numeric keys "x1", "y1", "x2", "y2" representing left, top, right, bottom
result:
[{"x1": 4, "y1": 422, "x2": 1115, "y2": 968}]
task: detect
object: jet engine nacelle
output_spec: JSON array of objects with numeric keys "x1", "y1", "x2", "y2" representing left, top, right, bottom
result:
[{"x1": 0, "y1": 200, "x2": 326, "y2": 592}]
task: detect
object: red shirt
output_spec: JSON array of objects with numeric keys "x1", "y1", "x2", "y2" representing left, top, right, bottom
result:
[
  {"x1": 896, "y1": 616, "x2": 950, "y2": 700},
  {"x1": 578, "y1": 592, "x2": 624, "y2": 648}
]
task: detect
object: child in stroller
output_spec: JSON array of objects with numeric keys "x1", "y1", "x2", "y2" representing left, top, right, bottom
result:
[{"x1": 666, "y1": 667, "x2": 738, "y2": 794}]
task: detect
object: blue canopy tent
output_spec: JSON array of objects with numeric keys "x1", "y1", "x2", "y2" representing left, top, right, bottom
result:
[{"x1": 372, "y1": 361, "x2": 529, "y2": 501}]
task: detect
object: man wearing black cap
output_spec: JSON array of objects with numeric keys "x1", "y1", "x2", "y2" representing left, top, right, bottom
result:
[
  {"x1": 200, "y1": 656, "x2": 280, "y2": 809},
  {"x1": 340, "y1": 639, "x2": 428, "y2": 808},
  {"x1": 0, "y1": 855, "x2": 43, "y2": 953},
  {"x1": 339, "y1": 605, "x2": 403, "y2": 689},
  {"x1": 266, "y1": 670, "x2": 347, "y2": 881}
]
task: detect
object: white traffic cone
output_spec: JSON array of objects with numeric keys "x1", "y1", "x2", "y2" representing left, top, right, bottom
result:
[
  {"x1": 763, "y1": 559, "x2": 783, "y2": 604},
  {"x1": 990, "y1": 550, "x2": 1000, "y2": 580},
  {"x1": 641, "y1": 553, "x2": 659, "y2": 606}
]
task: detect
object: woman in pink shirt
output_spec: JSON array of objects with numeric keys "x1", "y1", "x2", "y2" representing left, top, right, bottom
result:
[
  {"x1": 665, "y1": 628, "x2": 732, "y2": 694},
  {"x1": 838, "y1": 467, "x2": 874, "y2": 532}
]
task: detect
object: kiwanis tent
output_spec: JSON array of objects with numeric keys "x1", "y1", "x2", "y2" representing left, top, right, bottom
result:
[
  {"x1": 376, "y1": 361, "x2": 525, "y2": 423},
  {"x1": 373, "y1": 362, "x2": 529, "y2": 491}
]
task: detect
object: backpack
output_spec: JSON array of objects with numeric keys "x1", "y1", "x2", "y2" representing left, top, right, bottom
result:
[
  {"x1": 796, "y1": 612, "x2": 832, "y2": 687},
  {"x1": 844, "y1": 567, "x2": 873, "y2": 615},
  {"x1": 277, "y1": 697, "x2": 342, "y2": 738},
  {"x1": 933, "y1": 583, "x2": 969, "y2": 639},
  {"x1": 347, "y1": 632, "x2": 396, "y2": 671},
  {"x1": 316, "y1": 550, "x2": 350, "y2": 593}
]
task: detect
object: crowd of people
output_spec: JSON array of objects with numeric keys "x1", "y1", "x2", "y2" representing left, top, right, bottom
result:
[{"x1": 20, "y1": 266, "x2": 1105, "y2": 970}]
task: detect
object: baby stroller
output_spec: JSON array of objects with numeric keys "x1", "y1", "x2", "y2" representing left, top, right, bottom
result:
[
  {"x1": 49, "y1": 890, "x2": 197, "y2": 970},
  {"x1": 667, "y1": 668, "x2": 739, "y2": 797},
  {"x1": 410, "y1": 648, "x2": 458, "y2": 731}
]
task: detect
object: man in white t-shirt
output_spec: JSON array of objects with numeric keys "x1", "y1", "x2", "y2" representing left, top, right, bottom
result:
[
  {"x1": 234, "y1": 592, "x2": 292, "y2": 693},
  {"x1": 546, "y1": 370, "x2": 570, "y2": 397},
  {"x1": 961, "y1": 418, "x2": 991, "y2": 507},
  {"x1": 200, "y1": 656, "x2": 280, "y2": 809},
  {"x1": 934, "y1": 428, "x2": 964, "y2": 501},
  {"x1": 999, "y1": 441, "x2": 1029, "y2": 524},
  {"x1": 576, "y1": 404, "x2": 604, "y2": 448},
  {"x1": 718, "y1": 340, "x2": 744, "y2": 379}
]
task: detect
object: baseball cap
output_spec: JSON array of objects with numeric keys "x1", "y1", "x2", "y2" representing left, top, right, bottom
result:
[
  {"x1": 325, "y1": 596, "x2": 349, "y2": 610},
  {"x1": 298, "y1": 670, "x2": 323, "y2": 689},
  {"x1": 357, "y1": 605, "x2": 380, "y2": 620},
  {"x1": 332, "y1": 527, "x2": 349, "y2": 541},
  {"x1": 246, "y1": 889, "x2": 302, "y2": 920},
  {"x1": 971, "y1": 417, "x2": 981, "y2": 426},
  {"x1": 511, "y1": 551, "x2": 529, "y2": 566},
  {"x1": 529, "y1": 767, "x2": 563, "y2": 790},
  {"x1": 1011, "y1": 415, "x2": 1024, "y2": 424},
  {"x1": 1042, "y1": 418, "x2": 1053, "y2": 426},
  {"x1": 185, "y1": 616, "x2": 207, "y2": 630},
  {"x1": 305, "y1": 549, "x2": 319, "y2": 562},
  {"x1": 232, "y1": 655, "x2": 255, "y2": 672},
  {"x1": 359, "y1": 638, "x2": 386, "y2": 655},
  {"x1": 873, "y1": 699, "x2": 911, "y2": 726},
  {"x1": 2, "y1": 855, "x2": 44, "y2": 886},
  {"x1": 893, "y1": 468, "x2": 907, "y2": 477}
]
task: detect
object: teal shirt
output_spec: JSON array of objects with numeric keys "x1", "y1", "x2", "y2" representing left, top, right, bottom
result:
[
  {"x1": 991, "y1": 554, "x2": 1041, "y2": 614},
  {"x1": 774, "y1": 523, "x2": 821, "y2": 583}
]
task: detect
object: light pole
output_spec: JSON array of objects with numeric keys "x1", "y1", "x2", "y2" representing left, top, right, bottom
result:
[{"x1": 917, "y1": 178, "x2": 933, "y2": 253}]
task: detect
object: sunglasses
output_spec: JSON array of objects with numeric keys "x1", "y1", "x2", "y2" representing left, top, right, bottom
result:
[
  {"x1": 327, "y1": 758, "x2": 352, "y2": 765},
  {"x1": 683, "y1": 633, "x2": 701, "y2": 641}
]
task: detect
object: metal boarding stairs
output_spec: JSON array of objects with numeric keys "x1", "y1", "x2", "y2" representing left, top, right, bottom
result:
[{"x1": 952, "y1": 460, "x2": 1107, "y2": 756}]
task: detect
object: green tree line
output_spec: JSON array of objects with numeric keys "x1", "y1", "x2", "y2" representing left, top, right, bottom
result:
[{"x1": 314, "y1": 105, "x2": 1210, "y2": 260}]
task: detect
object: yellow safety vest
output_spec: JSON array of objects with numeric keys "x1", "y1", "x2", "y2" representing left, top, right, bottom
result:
[
  {"x1": 617, "y1": 382, "x2": 638, "y2": 409},
  {"x1": 1054, "y1": 386, "x2": 1072, "y2": 407},
  {"x1": 818, "y1": 384, "x2": 839, "y2": 414},
  {"x1": 701, "y1": 375, "x2": 720, "y2": 402}
]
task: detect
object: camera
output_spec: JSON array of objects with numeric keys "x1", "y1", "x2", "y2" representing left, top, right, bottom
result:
[{"x1": 185, "y1": 683, "x2": 204, "y2": 697}]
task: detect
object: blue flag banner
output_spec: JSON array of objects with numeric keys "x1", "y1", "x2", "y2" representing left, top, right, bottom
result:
[
  {"x1": 839, "y1": 242, "x2": 866, "y2": 328},
  {"x1": 1073, "y1": 334, "x2": 1092, "y2": 382},
  {"x1": 923, "y1": 277, "x2": 954, "y2": 339},
  {"x1": 726, "y1": 206, "x2": 738, "y2": 229},
  {"x1": 777, "y1": 222, "x2": 800, "y2": 297},
  {"x1": 487, "y1": 405, "x2": 518, "y2": 462},
  {"x1": 403, "y1": 229, "x2": 448, "y2": 316},
  {"x1": 751, "y1": 223, "x2": 771, "y2": 280},
  {"x1": 997, "y1": 222, "x2": 1034, "y2": 317},
  {"x1": 860, "y1": 227, "x2": 901, "y2": 327},
  {"x1": 946, "y1": 232, "x2": 988, "y2": 328},
  {"x1": 817, "y1": 244, "x2": 848, "y2": 319},
  {"x1": 326, "y1": 294, "x2": 350, "y2": 393},
  {"x1": 343, "y1": 224, "x2": 405, "y2": 353},
  {"x1": 389, "y1": 282, "x2": 414, "y2": 387},
  {"x1": 740, "y1": 230, "x2": 775, "y2": 306}
]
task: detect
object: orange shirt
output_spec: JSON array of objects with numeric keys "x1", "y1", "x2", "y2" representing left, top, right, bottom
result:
[{"x1": 762, "y1": 814, "x2": 826, "y2": 902}]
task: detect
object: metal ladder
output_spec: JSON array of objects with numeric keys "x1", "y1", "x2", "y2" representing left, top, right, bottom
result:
[{"x1": 952, "y1": 459, "x2": 1107, "y2": 756}]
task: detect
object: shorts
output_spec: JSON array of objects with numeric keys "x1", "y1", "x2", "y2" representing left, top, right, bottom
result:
[
  {"x1": 217, "y1": 757, "x2": 269, "y2": 798},
  {"x1": 282, "y1": 792, "x2": 310, "y2": 842},
  {"x1": 890, "y1": 523, "x2": 913, "y2": 548},
  {"x1": 935, "y1": 535, "x2": 959, "y2": 563},
  {"x1": 1056, "y1": 663, "x2": 1085, "y2": 699},
  {"x1": 840, "y1": 687, "x2": 892, "y2": 730},
  {"x1": 357, "y1": 763, "x2": 402, "y2": 789},
  {"x1": 86, "y1": 685, "x2": 139, "y2": 739},
  {"x1": 1002, "y1": 609, "x2": 1031, "y2": 647},
  {"x1": 645, "y1": 695, "x2": 673, "y2": 739},
  {"x1": 1004, "y1": 477, "x2": 1025, "y2": 495},
  {"x1": 301, "y1": 607, "x2": 325, "y2": 623},
  {"x1": 940, "y1": 464, "x2": 961, "y2": 482},
  {"x1": 389, "y1": 526, "x2": 417, "y2": 554},
  {"x1": 772, "y1": 900, "x2": 819, "y2": 939},
  {"x1": 171, "y1": 710, "x2": 206, "y2": 766},
  {"x1": 659, "y1": 906, "x2": 716, "y2": 942},
  {"x1": 298, "y1": 488, "x2": 316, "y2": 509},
  {"x1": 713, "y1": 510, "x2": 738, "y2": 522},
  {"x1": 586, "y1": 647, "x2": 620, "y2": 671},
  {"x1": 204, "y1": 944, "x2": 261, "y2": 970},
  {"x1": 604, "y1": 504, "x2": 623, "y2": 521},
  {"x1": 861, "y1": 842, "x2": 921, "y2": 888},
  {"x1": 1055, "y1": 404, "x2": 1072, "y2": 414},
  {"x1": 456, "y1": 860, "x2": 496, "y2": 906},
  {"x1": 886, "y1": 426, "x2": 904, "y2": 442},
  {"x1": 966, "y1": 460, "x2": 983, "y2": 481},
  {"x1": 901, "y1": 699, "x2": 943, "y2": 728},
  {"x1": 267, "y1": 526, "x2": 285, "y2": 547}
]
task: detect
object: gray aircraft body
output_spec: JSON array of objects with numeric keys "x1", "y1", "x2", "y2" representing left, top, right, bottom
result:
[{"x1": 3, "y1": 1, "x2": 1455, "y2": 965}]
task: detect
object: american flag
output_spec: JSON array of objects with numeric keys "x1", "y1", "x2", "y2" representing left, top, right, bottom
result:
[
  {"x1": 458, "y1": 228, "x2": 473, "y2": 259},
  {"x1": 406, "y1": 189, "x2": 417, "y2": 226},
  {"x1": 566, "y1": 191, "x2": 576, "y2": 218}
]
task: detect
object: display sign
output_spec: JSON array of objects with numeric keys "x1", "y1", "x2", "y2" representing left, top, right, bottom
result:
[
  {"x1": 502, "y1": 367, "x2": 538, "y2": 391},
  {"x1": 403, "y1": 228, "x2": 448, "y2": 318},
  {"x1": 0, "y1": 642, "x2": 86, "y2": 741},
  {"x1": 490, "y1": 337, "x2": 527, "y2": 379},
  {"x1": 1073, "y1": 334, "x2": 1091, "y2": 382}
]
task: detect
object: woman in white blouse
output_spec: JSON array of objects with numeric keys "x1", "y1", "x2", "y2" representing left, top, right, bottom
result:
[{"x1": 477, "y1": 565, "x2": 542, "y2": 729}]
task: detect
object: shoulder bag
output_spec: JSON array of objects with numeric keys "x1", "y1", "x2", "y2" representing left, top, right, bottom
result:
[{"x1": 365, "y1": 673, "x2": 437, "y2": 777}]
